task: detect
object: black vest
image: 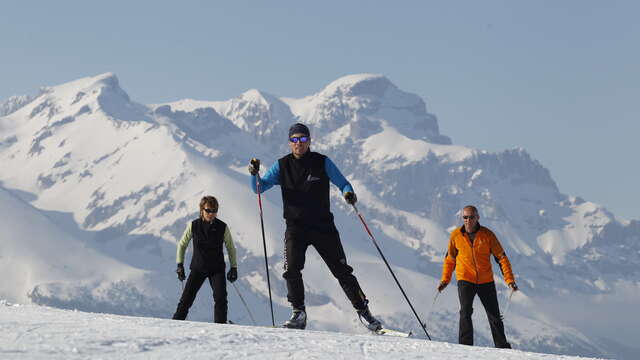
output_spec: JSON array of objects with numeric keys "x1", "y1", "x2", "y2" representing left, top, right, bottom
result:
[
  {"x1": 190, "y1": 217, "x2": 227, "y2": 274},
  {"x1": 278, "y1": 151, "x2": 333, "y2": 225}
]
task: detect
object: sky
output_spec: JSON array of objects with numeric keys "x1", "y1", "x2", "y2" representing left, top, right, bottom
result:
[{"x1": 1, "y1": 1, "x2": 639, "y2": 220}]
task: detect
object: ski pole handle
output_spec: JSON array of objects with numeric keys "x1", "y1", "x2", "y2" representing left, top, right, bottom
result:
[{"x1": 249, "y1": 158, "x2": 260, "y2": 176}]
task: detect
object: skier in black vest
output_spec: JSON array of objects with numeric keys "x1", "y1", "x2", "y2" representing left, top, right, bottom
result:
[
  {"x1": 248, "y1": 123, "x2": 381, "y2": 330},
  {"x1": 172, "y1": 195, "x2": 238, "y2": 323}
]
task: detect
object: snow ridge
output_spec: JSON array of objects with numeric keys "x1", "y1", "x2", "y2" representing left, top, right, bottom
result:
[{"x1": 1, "y1": 303, "x2": 601, "y2": 360}]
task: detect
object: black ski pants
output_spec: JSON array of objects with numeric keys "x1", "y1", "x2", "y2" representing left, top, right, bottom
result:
[
  {"x1": 283, "y1": 222, "x2": 367, "y2": 311},
  {"x1": 172, "y1": 269, "x2": 227, "y2": 323},
  {"x1": 457, "y1": 280, "x2": 511, "y2": 348}
]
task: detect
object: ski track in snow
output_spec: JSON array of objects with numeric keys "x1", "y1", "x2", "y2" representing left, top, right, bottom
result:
[{"x1": 0, "y1": 303, "x2": 600, "y2": 360}]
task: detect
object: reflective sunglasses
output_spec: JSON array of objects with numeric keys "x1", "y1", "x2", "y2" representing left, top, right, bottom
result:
[
  {"x1": 289, "y1": 136, "x2": 309, "y2": 143},
  {"x1": 462, "y1": 215, "x2": 476, "y2": 220},
  {"x1": 203, "y1": 208, "x2": 217, "y2": 214}
]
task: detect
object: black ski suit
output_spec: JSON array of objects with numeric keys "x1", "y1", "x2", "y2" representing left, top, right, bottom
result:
[
  {"x1": 252, "y1": 151, "x2": 368, "y2": 311},
  {"x1": 172, "y1": 217, "x2": 235, "y2": 323}
]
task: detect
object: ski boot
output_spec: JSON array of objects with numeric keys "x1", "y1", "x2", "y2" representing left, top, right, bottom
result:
[
  {"x1": 357, "y1": 305, "x2": 382, "y2": 331},
  {"x1": 282, "y1": 308, "x2": 307, "y2": 329}
]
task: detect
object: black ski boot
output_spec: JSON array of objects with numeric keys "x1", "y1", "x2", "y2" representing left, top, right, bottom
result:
[
  {"x1": 357, "y1": 306, "x2": 382, "y2": 331},
  {"x1": 283, "y1": 308, "x2": 307, "y2": 329}
]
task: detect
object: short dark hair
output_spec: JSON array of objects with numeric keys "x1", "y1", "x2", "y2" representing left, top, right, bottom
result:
[
  {"x1": 200, "y1": 196, "x2": 219, "y2": 214},
  {"x1": 463, "y1": 205, "x2": 478, "y2": 215}
]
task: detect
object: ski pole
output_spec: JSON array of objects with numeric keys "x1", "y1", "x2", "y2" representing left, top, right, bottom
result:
[
  {"x1": 252, "y1": 159, "x2": 275, "y2": 327},
  {"x1": 423, "y1": 248, "x2": 448, "y2": 325},
  {"x1": 423, "y1": 291, "x2": 440, "y2": 326},
  {"x1": 232, "y1": 282, "x2": 257, "y2": 326},
  {"x1": 179, "y1": 279, "x2": 188, "y2": 320},
  {"x1": 502, "y1": 289, "x2": 515, "y2": 320},
  {"x1": 351, "y1": 203, "x2": 432, "y2": 340}
]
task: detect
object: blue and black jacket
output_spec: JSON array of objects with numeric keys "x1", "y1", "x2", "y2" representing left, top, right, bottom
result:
[{"x1": 250, "y1": 151, "x2": 353, "y2": 225}]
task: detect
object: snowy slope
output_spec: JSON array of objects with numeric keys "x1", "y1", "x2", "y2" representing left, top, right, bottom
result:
[
  {"x1": 0, "y1": 302, "x2": 601, "y2": 360},
  {"x1": 0, "y1": 186, "x2": 147, "y2": 306},
  {"x1": 1, "y1": 73, "x2": 638, "y2": 359}
]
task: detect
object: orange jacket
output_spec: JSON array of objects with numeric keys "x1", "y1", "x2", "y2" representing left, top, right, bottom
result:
[{"x1": 441, "y1": 225, "x2": 515, "y2": 285}]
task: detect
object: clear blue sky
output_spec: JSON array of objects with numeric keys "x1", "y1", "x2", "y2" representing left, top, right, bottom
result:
[{"x1": 2, "y1": 1, "x2": 639, "y2": 219}]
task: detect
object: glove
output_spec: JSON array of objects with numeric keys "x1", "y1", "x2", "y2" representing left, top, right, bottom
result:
[
  {"x1": 248, "y1": 158, "x2": 260, "y2": 176},
  {"x1": 176, "y1": 263, "x2": 186, "y2": 281},
  {"x1": 344, "y1": 191, "x2": 357, "y2": 205},
  {"x1": 509, "y1": 282, "x2": 519, "y2": 291},
  {"x1": 226, "y1": 267, "x2": 238, "y2": 283},
  {"x1": 437, "y1": 282, "x2": 448, "y2": 292}
]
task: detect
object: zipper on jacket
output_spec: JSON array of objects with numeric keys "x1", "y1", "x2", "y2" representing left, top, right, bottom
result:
[{"x1": 468, "y1": 232, "x2": 479, "y2": 284}]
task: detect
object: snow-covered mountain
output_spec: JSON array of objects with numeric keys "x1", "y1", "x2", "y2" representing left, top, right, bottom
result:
[
  {"x1": 1, "y1": 73, "x2": 638, "y2": 359},
  {"x1": 0, "y1": 186, "x2": 148, "y2": 308},
  {"x1": 0, "y1": 94, "x2": 36, "y2": 117}
]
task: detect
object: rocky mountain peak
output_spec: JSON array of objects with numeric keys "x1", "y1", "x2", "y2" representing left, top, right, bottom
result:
[{"x1": 318, "y1": 73, "x2": 393, "y2": 98}]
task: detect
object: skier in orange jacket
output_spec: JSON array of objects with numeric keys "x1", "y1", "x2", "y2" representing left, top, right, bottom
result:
[{"x1": 438, "y1": 205, "x2": 518, "y2": 348}]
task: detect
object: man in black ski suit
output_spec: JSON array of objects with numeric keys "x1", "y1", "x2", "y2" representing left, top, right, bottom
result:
[
  {"x1": 172, "y1": 195, "x2": 238, "y2": 323},
  {"x1": 248, "y1": 123, "x2": 381, "y2": 330}
]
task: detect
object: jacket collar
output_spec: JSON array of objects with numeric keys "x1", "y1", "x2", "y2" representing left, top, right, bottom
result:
[
  {"x1": 199, "y1": 217, "x2": 217, "y2": 229},
  {"x1": 460, "y1": 223, "x2": 481, "y2": 234},
  {"x1": 291, "y1": 150, "x2": 310, "y2": 160}
]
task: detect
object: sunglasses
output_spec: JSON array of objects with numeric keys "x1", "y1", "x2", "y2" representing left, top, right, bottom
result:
[
  {"x1": 289, "y1": 136, "x2": 309, "y2": 143},
  {"x1": 203, "y1": 208, "x2": 217, "y2": 214},
  {"x1": 462, "y1": 215, "x2": 476, "y2": 219}
]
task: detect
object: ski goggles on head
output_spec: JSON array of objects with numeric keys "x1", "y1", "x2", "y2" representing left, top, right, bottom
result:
[
  {"x1": 289, "y1": 136, "x2": 309, "y2": 143},
  {"x1": 203, "y1": 208, "x2": 218, "y2": 214}
]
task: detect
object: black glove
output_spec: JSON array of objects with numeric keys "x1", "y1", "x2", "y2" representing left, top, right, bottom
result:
[
  {"x1": 226, "y1": 267, "x2": 238, "y2": 283},
  {"x1": 344, "y1": 191, "x2": 357, "y2": 205},
  {"x1": 509, "y1": 282, "x2": 519, "y2": 291},
  {"x1": 176, "y1": 263, "x2": 186, "y2": 281},
  {"x1": 248, "y1": 158, "x2": 260, "y2": 176},
  {"x1": 437, "y1": 282, "x2": 448, "y2": 292}
]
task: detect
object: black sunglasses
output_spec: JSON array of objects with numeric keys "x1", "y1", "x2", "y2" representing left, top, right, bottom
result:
[
  {"x1": 203, "y1": 208, "x2": 217, "y2": 214},
  {"x1": 289, "y1": 136, "x2": 309, "y2": 143},
  {"x1": 462, "y1": 215, "x2": 476, "y2": 219}
]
